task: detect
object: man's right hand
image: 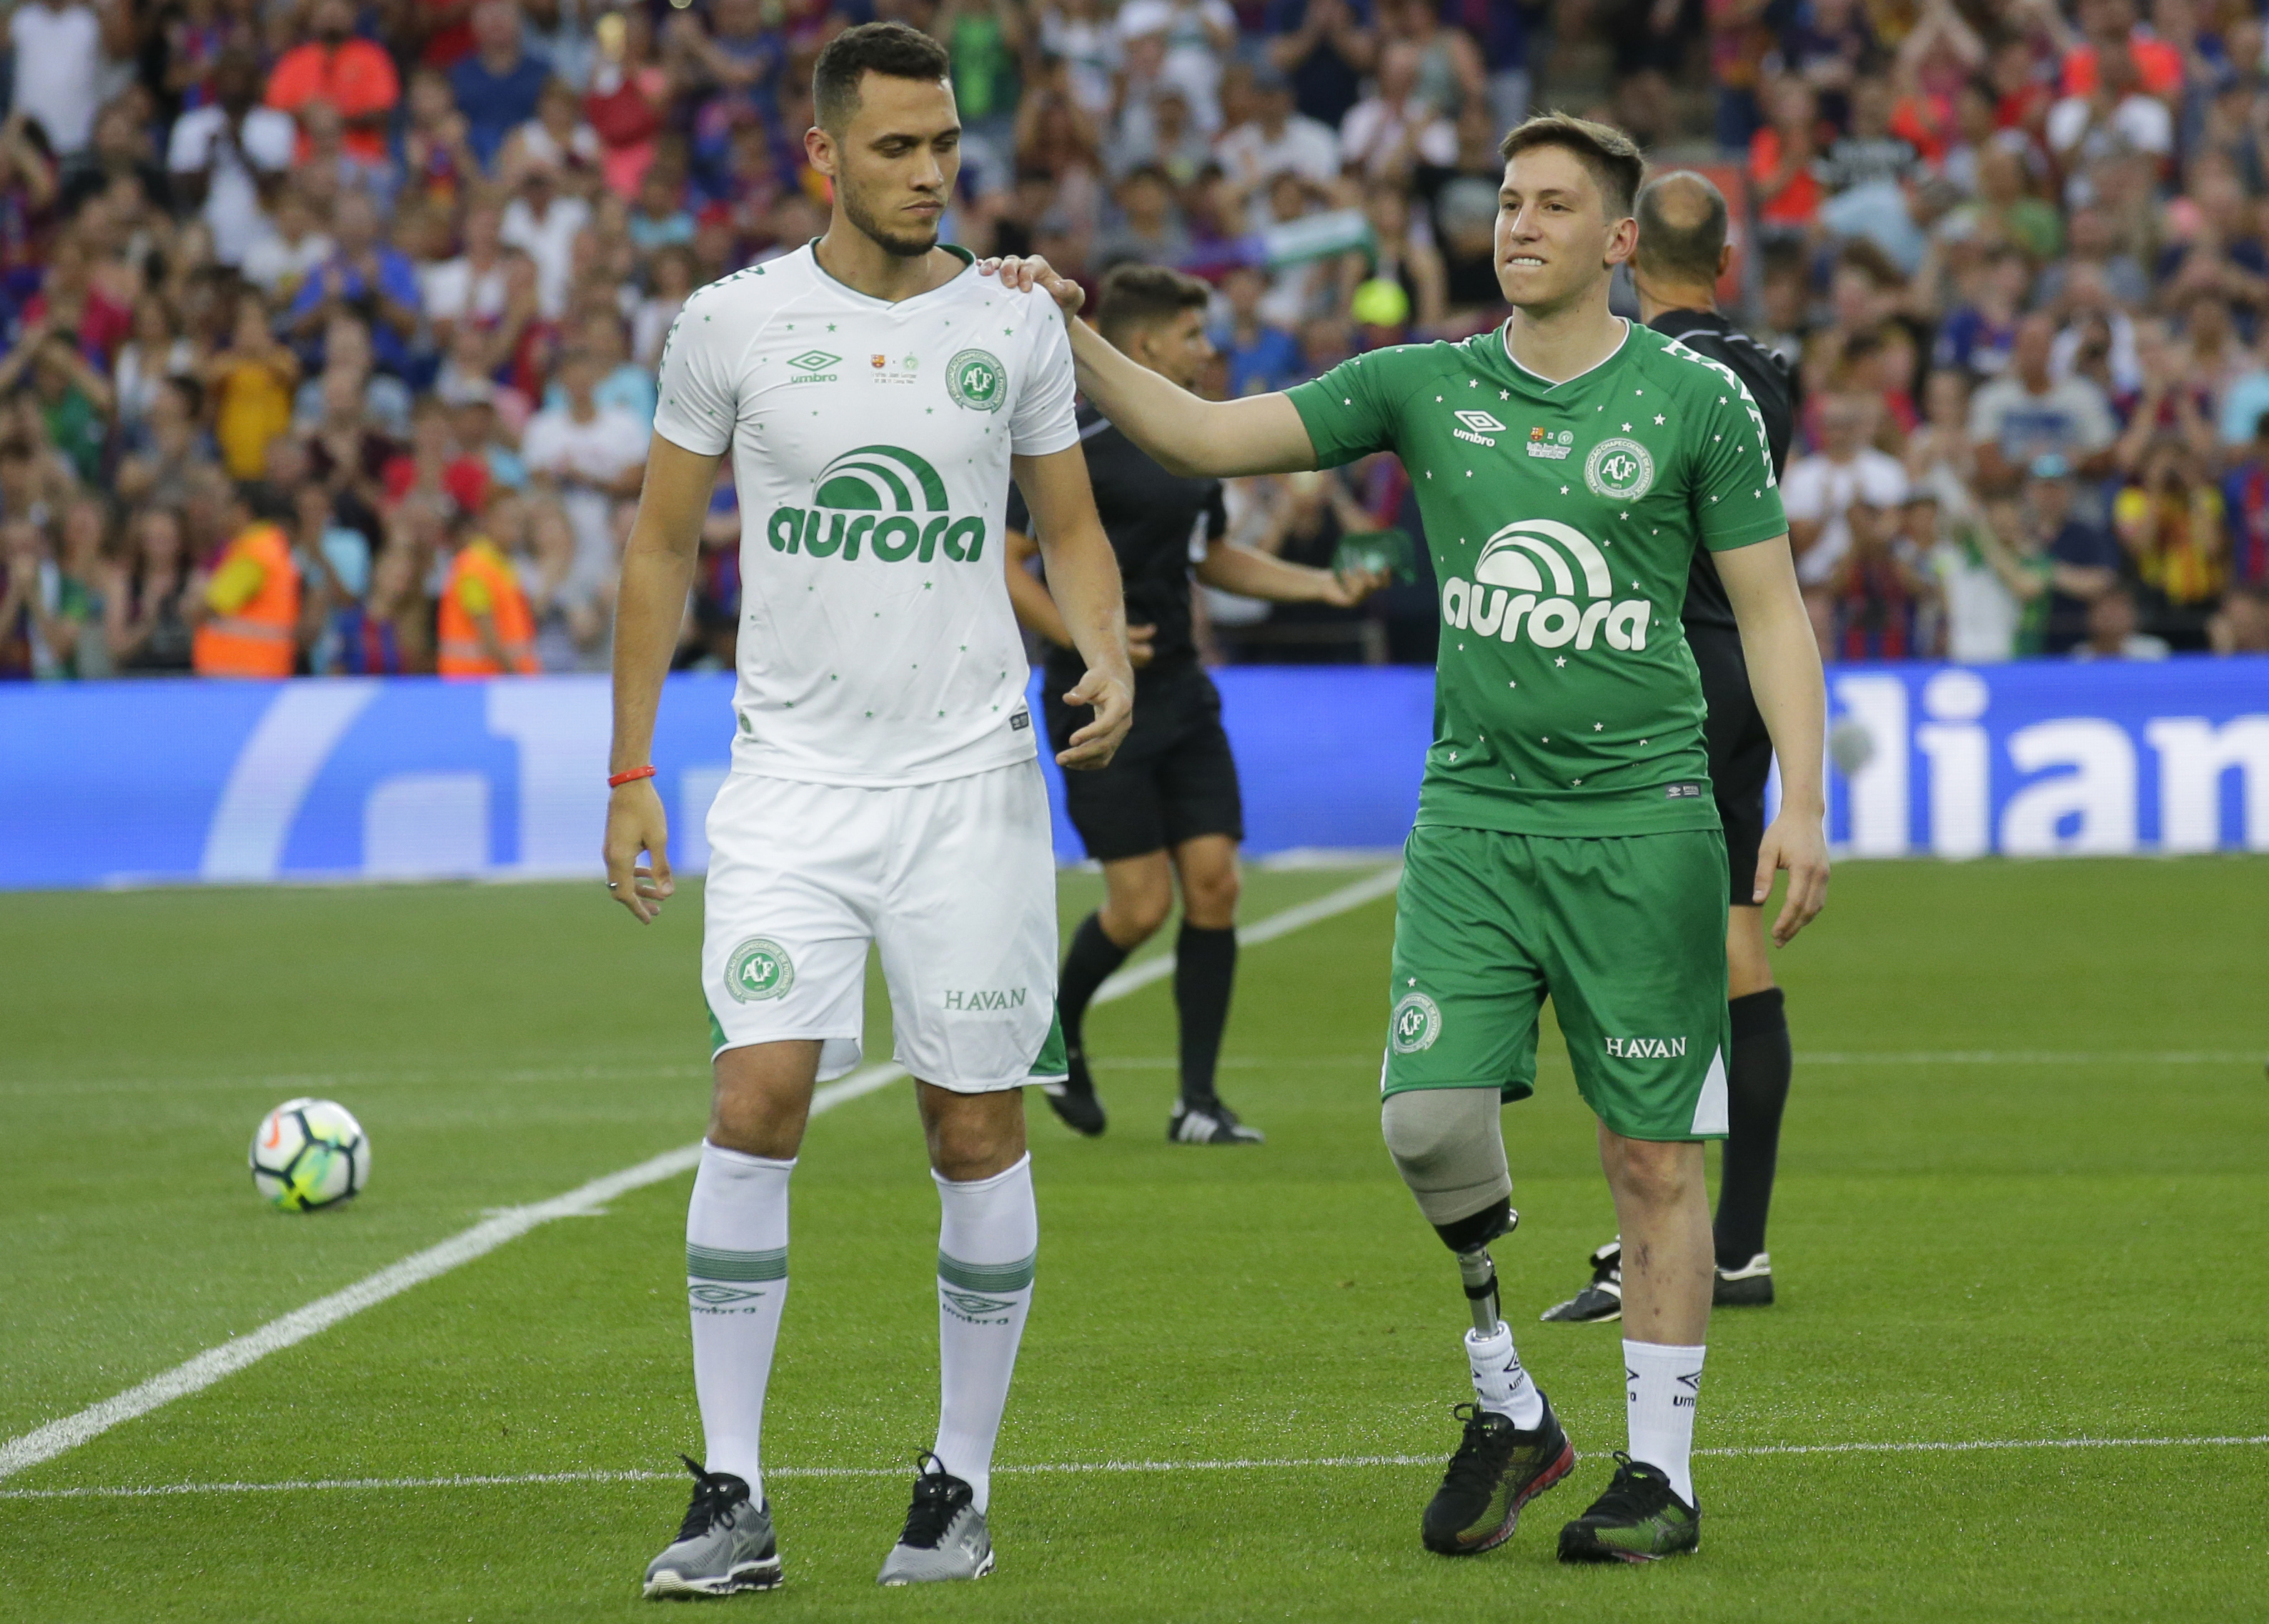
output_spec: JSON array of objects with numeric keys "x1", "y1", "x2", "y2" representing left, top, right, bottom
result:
[
  {"x1": 1127, "y1": 622, "x2": 1156, "y2": 668},
  {"x1": 980, "y1": 255, "x2": 1086, "y2": 316},
  {"x1": 602, "y1": 777, "x2": 675, "y2": 924},
  {"x1": 1056, "y1": 667, "x2": 1132, "y2": 771}
]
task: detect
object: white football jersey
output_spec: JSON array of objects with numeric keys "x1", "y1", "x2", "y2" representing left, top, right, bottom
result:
[{"x1": 653, "y1": 243, "x2": 1080, "y2": 786}]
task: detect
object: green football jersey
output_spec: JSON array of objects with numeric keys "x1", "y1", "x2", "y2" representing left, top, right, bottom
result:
[{"x1": 1287, "y1": 320, "x2": 1788, "y2": 837}]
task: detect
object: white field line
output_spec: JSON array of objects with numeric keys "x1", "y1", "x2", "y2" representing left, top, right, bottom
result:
[
  {"x1": 0, "y1": 867, "x2": 1404, "y2": 1484},
  {"x1": 8, "y1": 1042, "x2": 2253, "y2": 1100},
  {"x1": 5, "y1": 1433, "x2": 2265, "y2": 1502}
]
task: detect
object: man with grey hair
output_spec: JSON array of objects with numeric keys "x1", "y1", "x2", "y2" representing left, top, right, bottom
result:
[{"x1": 1542, "y1": 169, "x2": 1804, "y2": 1328}]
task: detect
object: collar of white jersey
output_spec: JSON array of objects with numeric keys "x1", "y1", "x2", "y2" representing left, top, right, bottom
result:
[{"x1": 802, "y1": 239, "x2": 978, "y2": 309}]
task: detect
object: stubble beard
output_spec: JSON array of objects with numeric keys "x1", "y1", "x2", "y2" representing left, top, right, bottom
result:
[{"x1": 843, "y1": 184, "x2": 940, "y2": 260}]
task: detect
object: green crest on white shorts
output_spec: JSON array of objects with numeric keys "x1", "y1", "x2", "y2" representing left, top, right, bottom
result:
[
  {"x1": 1391, "y1": 990, "x2": 1442, "y2": 1054},
  {"x1": 946, "y1": 349, "x2": 1006, "y2": 412},
  {"x1": 725, "y1": 937, "x2": 795, "y2": 1002}
]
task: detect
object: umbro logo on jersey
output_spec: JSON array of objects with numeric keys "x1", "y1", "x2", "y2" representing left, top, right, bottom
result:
[
  {"x1": 765, "y1": 444, "x2": 989, "y2": 564},
  {"x1": 787, "y1": 349, "x2": 842, "y2": 382},
  {"x1": 1451, "y1": 409, "x2": 1504, "y2": 447},
  {"x1": 1439, "y1": 519, "x2": 1654, "y2": 652}
]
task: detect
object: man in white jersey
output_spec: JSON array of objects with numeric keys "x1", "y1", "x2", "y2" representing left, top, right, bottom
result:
[{"x1": 603, "y1": 23, "x2": 1134, "y2": 1595}]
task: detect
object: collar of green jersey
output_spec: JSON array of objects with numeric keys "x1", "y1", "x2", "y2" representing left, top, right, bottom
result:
[{"x1": 1469, "y1": 315, "x2": 1635, "y2": 400}]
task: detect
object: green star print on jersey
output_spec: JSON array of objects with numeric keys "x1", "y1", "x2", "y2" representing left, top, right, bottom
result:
[{"x1": 1286, "y1": 320, "x2": 1787, "y2": 837}]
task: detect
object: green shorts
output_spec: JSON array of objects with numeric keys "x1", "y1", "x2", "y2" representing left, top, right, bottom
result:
[{"x1": 1382, "y1": 826, "x2": 1732, "y2": 1141}]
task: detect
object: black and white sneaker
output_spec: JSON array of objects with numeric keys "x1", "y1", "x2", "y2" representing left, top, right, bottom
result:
[
  {"x1": 1540, "y1": 1238, "x2": 1622, "y2": 1324},
  {"x1": 876, "y1": 1455, "x2": 994, "y2": 1584},
  {"x1": 642, "y1": 1454, "x2": 782, "y2": 1597},
  {"x1": 1714, "y1": 1252, "x2": 1773, "y2": 1307},
  {"x1": 1041, "y1": 1045, "x2": 1106, "y2": 1137},
  {"x1": 1168, "y1": 1095, "x2": 1264, "y2": 1145}
]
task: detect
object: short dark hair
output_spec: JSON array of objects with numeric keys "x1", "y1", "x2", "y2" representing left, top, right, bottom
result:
[
  {"x1": 813, "y1": 21, "x2": 952, "y2": 134},
  {"x1": 1095, "y1": 263, "x2": 1211, "y2": 346},
  {"x1": 1497, "y1": 113, "x2": 1644, "y2": 219},
  {"x1": 1634, "y1": 171, "x2": 1727, "y2": 287}
]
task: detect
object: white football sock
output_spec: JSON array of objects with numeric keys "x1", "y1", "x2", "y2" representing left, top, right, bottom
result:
[
  {"x1": 930, "y1": 1153, "x2": 1037, "y2": 1514},
  {"x1": 686, "y1": 1142, "x2": 793, "y2": 1500},
  {"x1": 1465, "y1": 1320, "x2": 1545, "y2": 1428},
  {"x1": 1622, "y1": 1339, "x2": 1706, "y2": 1506}
]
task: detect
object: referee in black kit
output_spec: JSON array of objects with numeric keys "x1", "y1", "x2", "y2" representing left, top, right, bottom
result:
[
  {"x1": 1003, "y1": 263, "x2": 1386, "y2": 1146},
  {"x1": 1544, "y1": 171, "x2": 1804, "y2": 1322}
]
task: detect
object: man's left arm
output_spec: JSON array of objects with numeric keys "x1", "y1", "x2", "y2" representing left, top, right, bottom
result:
[
  {"x1": 1195, "y1": 534, "x2": 1383, "y2": 605},
  {"x1": 1715, "y1": 536, "x2": 1830, "y2": 945},
  {"x1": 1011, "y1": 447, "x2": 1133, "y2": 770}
]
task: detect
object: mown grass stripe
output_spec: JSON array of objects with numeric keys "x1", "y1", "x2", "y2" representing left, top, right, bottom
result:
[
  {"x1": 0, "y1": 867, "x2": 1405, "y2": 1483},
  {"x1": 6, "y1": 1434, "x2": 2265, "y2": 1500}
]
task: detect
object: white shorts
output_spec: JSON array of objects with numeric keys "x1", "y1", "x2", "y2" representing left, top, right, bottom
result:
[{"x1": 701, "y1": 759, "x2": 1067, "y2": 1093}]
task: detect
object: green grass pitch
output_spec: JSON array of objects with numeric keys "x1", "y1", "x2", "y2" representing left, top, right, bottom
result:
[{"x1": 1, "y1": 857, "x2": 2265, "y2": 1622}]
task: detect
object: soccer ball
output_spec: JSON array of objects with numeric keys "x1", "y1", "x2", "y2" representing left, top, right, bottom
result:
[{"x1": 249, "y1": 1098, "x2": 371, "y2": 1211}]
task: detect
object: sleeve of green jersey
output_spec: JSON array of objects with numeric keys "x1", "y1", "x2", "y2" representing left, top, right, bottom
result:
[
  {"x1": 1285, "y1": 351, "x2": 1401, "y2": 469},
  {"x1": 1691, "y1": 377, "x2": 1790, "y2": 553}
]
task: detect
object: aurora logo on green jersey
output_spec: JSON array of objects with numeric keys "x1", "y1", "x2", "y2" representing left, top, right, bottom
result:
[
  {"x1": 1439, "y1": 519, "x2": 1654, "y2": 652},
  {"x1": 763, "y1": 444, "x2": 988, "y2": 564}
]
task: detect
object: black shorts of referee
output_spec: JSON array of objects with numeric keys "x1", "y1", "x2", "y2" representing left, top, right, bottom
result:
[
  {"x1": 1690, "y1": 621, "x2": 1771, "y2": 904},
  {"x1": 1042, "y1": 659, "x2": 1243, "y2": 862}
]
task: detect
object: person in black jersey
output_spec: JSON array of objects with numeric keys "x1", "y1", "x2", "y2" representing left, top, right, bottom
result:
[
  {"x1": 1543, "y1": 171, "x2": 1802, "y2": 1322},
  {"x1": 1003, "y1": 264, "x2": 1386, "y2": 1145}
]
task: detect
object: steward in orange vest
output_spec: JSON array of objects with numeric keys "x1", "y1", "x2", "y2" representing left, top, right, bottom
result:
[
  {"x1": 437, "y1": 514, "x2": 540, "y2": 677},
  {"x1": 192, "y1": 487, "x2": 303, "y2": 677}
]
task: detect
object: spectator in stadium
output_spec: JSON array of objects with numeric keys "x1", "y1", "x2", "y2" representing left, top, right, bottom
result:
[
  {"x1": 520, "y1": 347, "x2": 645, "y2": 596},
  {"x1": 1339, "y1": 39, "x2": 1454, "y2": 182},
  {"x1": 1264, "y1": 0, "x2": 1376, "y2": 131},
  {"x1": 2072, "y1": 580, "x2": 2173, "y2": 660},
  {"x1": 436, "y1": 496, "x2": 540, "y2": 677},
  {"x1": 1782, "y1": 392, "x2": 1911, "y2": 650},
  {"x1": 1215, "y1": 62, "x2": 1340, "y2": 219},
  {"x1": 2018, "y1": 454, "x2": 2122, "y2": 652},
  {"x1": 9, "y1": 0, "x2": 104, "y2": 157},
  {"x1": 167, "y1": 47, "x2": 297, "y2": 267},
  {"x1": 500, "y1": 161, "x2": 591, "y2": 319},
  {"x1": 265, "y1": 0, "x2": 402, "y2": 166},
  {"x1": 287, "y1": 193, "x2": 423, "y2": 382},
  {"x1": 1827, "y1": 488, "x2": 1932, "y2": 662},
  {"x1": 204, "y1": 293, "x2": 299, "y2": 483},
  {"x1": 189, "y1": 483, "x2": 300, "y2": 678},
  {"x1": 452, "y1": 0, "x2": 552, "y2": 170},
  {"x1": 2113, "y1": 437, "x2": 2228, "y2": 650},
  {"x1": 1967, "y1": 313, "x2": 2118, "y2": 497},
  {"x1": 104, "y1": 504, "x2": 195, "y2": 674},
  {"x1": 2209, "y1": 582, "x2": 2269, "y2": 653}
]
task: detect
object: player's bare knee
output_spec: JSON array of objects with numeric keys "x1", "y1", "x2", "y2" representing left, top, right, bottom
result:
[
  {"x1": 1101, "y1": 877, "x2": 1173, "y2": 945},
  {"x1": 1725, "y1": 905, "x2": 1775, "y2": 997},
  {"x1": 707, "y1": 1042, "x2": 818, "y2": 1159},
  {"x1": 920, "y1": 1087, "x2": 1027, "y2": 1181},
  {"x1": 1604, "y1": 1134, "x2": 1702, "y2": 1209},
  {"x1": 1381, "y1": 1088, "x2": 1511, "y2": 1229},
  {"x1": 1179, "y1": 865, "x2": 1239, "y2": 929}
]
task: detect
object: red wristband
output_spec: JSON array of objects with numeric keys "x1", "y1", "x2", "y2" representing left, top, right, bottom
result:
[{"x1": 607, "y1": 766, "x2": 657, "y2": 788}]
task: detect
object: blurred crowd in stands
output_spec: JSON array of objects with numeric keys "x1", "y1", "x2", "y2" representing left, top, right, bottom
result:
[{"x1": 0, "y1": 0, "x2": 2265, "y2": 679}]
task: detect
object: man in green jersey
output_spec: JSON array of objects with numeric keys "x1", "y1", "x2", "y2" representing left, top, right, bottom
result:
[{"x1": 983, "y1": 111, "x2": 1828, "y2": 1564}]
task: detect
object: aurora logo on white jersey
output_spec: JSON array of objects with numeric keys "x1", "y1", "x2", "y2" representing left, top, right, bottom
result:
[
  {"x1": 1438, "y1": 519, "x2": 1654, "y2": 652},
  {"x1": 763, "y1": 444, "x2": 990, "y2": 564}
]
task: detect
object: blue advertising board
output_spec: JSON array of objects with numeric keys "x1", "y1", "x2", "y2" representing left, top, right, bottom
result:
[{"x1": 1, "y1": 659, "x2": 2264, "y2": 891}]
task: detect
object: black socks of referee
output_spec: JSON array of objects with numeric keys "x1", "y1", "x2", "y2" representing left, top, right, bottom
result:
[
  {"x1": 1173, "y1": 922, "x2": 1236, "y2": 1107},
  {"x1": 1712, "y1": 987, "x2": 1792, "y2": 1271},
  {"x1": 1058, "y1": 912, "x2": 1129, "y2": 1059},
  {"x1": 1058, "y1": 912, "x2": 1238, "y2": 1108}
]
